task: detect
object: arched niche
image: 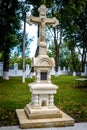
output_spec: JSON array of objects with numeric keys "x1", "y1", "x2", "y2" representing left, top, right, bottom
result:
[{"x1": 41, "y1": 100, "x2": 47, "y2": 106}]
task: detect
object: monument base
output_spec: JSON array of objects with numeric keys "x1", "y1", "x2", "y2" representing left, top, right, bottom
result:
[
  {"x1": 16, "y1": 108, "x2": 74, "y2": 129},
  {"x1": 24, "y1": 103, "x2": 62, "y2": 119}
]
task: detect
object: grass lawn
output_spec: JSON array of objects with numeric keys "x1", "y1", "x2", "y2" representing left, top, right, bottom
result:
[{"x1": 0, "y1": 75, "x2": 87, "y2": 126}]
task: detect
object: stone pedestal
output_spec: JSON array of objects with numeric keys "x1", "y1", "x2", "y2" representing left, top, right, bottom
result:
[
  {"x1": 16, "y1": 81, "x2": 74, "y2": 128},
  {"x1": 16, "y1": 108, "x2": 74, "y2": 128}
]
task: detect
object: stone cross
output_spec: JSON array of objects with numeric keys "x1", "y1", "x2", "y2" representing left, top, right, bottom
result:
[{"x1": 26, "y1": 5, "x2": 59, "y2": 43}]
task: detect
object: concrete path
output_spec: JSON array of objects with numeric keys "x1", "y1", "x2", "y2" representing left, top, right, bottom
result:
[{"x1": 0, "y1": 123, "x2": 87, "y2": 130}]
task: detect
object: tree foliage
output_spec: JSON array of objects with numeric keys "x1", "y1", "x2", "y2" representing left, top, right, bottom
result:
[
  {"x1": 26, "y1": 0, "x2": 53, "y2": 16},
  {"x1": 60, "y1": 42, "x2": 81, "y2": 72},
  {"x1": 0, "y1": 0, "x2": 21, "y2": 73},
  {"x1": 0, "y1": 0, "x2": 32, "y2": 79},
  {"x1": 47, "y1": 0, "x2": 87, "y2": 73},
  {"x1": 60, "y1": 0, "x2": 87, "y2": 72},
  {"x1": 9, "y1": 52, "x2": 31, "y2": 69},
  {"x1": 0, "y1": 0, "x2": 21, "y2": 49}
]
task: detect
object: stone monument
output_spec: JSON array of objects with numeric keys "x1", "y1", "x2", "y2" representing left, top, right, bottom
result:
[{"x1": 16, "y1": 5, "x2": 74, "y2": 128}]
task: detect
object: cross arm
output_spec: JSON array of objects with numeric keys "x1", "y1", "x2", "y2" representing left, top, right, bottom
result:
[
  {"x1": 46, "y1": 17, "x2": 59, "y2": 27},
  {"x1": 26, "y1": 16, "x2": 41, "y2": 25}
]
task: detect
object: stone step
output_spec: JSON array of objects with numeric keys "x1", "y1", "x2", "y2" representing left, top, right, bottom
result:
[{"x1": 16, "y1": 109, "x2": 74, "y2": 129}]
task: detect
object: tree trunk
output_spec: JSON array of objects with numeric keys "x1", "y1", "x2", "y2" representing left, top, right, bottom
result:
[
  {"x1": 55, "y1": 40, "x2": 59, "y2": 72},
  {"x1": 71, "y1": 50, "x2": 76, "y2": 72},
  {"x1": 3, "y1": 49, "x2": 9, "y2": 80},
  {"x1": 54, "y1": 27, "x2": 59, "y2": 76},
  {"x1": 81, "y1": 47, "x2": 86, "y2": 73}
]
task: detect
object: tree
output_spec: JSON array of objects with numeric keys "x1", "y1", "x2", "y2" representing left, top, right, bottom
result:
[
  {"x1": 11, "y1": 32, "x2": 33, "y2": 58},
  {"x1": 76, "y1": 5, "x2": 87, "y2": 72},
  {"x1": 0, "y1": 52, "x2": 3, "y2": 61},
  {"x1": 0, "y1": 0, "x2": 21, "y2": 79},
  {"x1": 9, "y1": 51, "x2": 31, "y2": 70},
  {"x1": 26, "y1": 0, "x2": 53, "y2": 15},
  {"x1": 0, "y1": 0, "x2": 32, "y2": 80},
  {"x1": 49, "y1": 0, "x2": 87, "y2": 74},
  {"x1": 48, "y1": 41, "x2": 81, "y2": 72},
  {"x1": 46, "y1": 0, "x2": 63, "y2": 75},
  {"x1": 59, "y1": 42, "x2": 71, "y2": 69},
  {"x1": 60, "y1": 0, "x2": 87, "y2": 73}
]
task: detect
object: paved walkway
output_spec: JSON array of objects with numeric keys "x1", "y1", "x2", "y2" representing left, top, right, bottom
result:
[{"x1": 0, "y1": 123, "x2": 87, "y2": 130}]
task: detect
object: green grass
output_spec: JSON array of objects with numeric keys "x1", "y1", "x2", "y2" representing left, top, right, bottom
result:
[
  {"x1": 0, "y1": 75, "x2": 87, "y2": 126},
  {"x1": 0, "y1": 77, "x2": 34, "y2": 126},
  {"x1": 52, "y1": 75, "x2": 87, "y2": 122}
]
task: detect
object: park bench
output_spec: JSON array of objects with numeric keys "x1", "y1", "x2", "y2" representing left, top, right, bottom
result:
[{"x1": 75, "y1": 78, "x2": 87, "y2": 87}]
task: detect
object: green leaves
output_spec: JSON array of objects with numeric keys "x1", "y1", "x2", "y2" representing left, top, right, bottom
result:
[{"x1": 5, "y1": 34, "x2": 19, "y2": 47}]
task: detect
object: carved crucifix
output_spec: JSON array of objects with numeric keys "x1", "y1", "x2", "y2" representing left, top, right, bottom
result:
[{"x1": 26, "y1": 5, "x2": 59, "y2": 43}]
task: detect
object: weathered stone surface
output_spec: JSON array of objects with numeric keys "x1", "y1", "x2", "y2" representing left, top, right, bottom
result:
[
  {"x1": 16, "y1": 109, "x2": 74, "y2": 129},
  {"x1": 26, "y1": 5, "x2": 58, "y2": 55},
  {"x1": 16, "y1": 4, "x2": 74, "y2": 129}
]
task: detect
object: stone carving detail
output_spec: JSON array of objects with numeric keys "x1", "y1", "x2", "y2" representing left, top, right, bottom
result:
[{"x1": 26, "y1": 5, "x2": 59, "y2": 53}]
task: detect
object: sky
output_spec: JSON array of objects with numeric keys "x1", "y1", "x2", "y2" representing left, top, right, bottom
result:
[
  {"x1": 18, "y1": 0, "x2": 37, "y2": 58},
  {"x1": 26, "y1": 23, "x2": 38, "y2": 58}
]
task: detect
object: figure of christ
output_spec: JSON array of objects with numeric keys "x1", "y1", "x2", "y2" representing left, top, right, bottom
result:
[{"x1": 26, "y1": 5, "x2": 59, "y2": 44}]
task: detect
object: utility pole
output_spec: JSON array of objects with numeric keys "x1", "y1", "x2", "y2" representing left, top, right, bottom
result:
[{"x1": 22, "y1": 12, "x2": 26, "y2": 83}]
